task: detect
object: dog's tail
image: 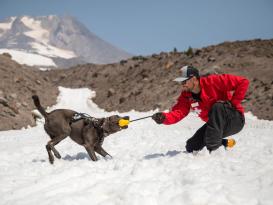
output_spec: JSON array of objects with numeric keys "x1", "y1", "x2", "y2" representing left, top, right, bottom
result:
[{"x1": 32, "y1": 95, "x2": 48, "y2": 118}]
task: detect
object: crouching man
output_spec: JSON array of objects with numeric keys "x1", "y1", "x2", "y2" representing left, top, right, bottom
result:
[{"x1": 152, "y1": 66, "x2": 249, "y2": 153}]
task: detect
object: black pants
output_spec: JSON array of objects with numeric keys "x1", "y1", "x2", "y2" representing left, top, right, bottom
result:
[{"x1": 185, "y1": 102, "x2": 245, "y2": 152}]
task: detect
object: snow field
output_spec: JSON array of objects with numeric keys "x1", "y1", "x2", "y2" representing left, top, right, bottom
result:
[
  {"x1": 0, "y1": 49, "x2": 57, "y2": 67},
  {"x1": 0, "y1": 87, "x2": 273, "y2": 205}
]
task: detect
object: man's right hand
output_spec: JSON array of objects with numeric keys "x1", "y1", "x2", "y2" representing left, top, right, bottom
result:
[{"x1": 152, "y1": 112, "x2": 165, "y2": 124}]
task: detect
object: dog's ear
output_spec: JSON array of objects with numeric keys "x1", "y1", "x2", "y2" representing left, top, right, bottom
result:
[{"x1": 123, "y1": 116, "x2": 130, "y2": 120}]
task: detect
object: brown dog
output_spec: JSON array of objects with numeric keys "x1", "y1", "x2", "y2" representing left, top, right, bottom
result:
[{"x1": 32, "y1": 95, "x2": 125, "y2": 164}]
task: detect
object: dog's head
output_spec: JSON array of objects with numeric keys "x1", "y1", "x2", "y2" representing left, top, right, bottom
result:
[{"x1": 102, "y1": 115, "x2": 124, "y2": 136}]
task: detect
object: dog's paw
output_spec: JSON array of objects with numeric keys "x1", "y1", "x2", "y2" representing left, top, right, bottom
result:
[
  {"x1": 104, "y1": 155, "x2": 113, "y2": 161},
  {"x1": 54, "y1": 152, "x2": 61, "y2": 159},
  {"x1": 49, "y1": 157, "x2": 54, "y2": 164}
]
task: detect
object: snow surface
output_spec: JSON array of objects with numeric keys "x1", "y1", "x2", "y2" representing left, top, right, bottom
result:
[
  {"x1": 30, "y1": 42, "x2": 76, "y2": 59},
  {"x1": 1, "y1": 87, "x2": 273, "y2": 205},
  {"x1": 0, "y1": 48, "x2": 56, "y2": 67}
]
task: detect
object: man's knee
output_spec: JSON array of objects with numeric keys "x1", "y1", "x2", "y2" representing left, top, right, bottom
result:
[
  {"x1": 185, "y1": 137, "x2": 205, "y2": 153},
  {"x1": 185, "y1": 140, "x2": 194, "y2": 152}
]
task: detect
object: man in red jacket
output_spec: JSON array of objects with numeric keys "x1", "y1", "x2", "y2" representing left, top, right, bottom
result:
[{"x1": 152, "y1": 65, "x2": 249, "y2": 152}]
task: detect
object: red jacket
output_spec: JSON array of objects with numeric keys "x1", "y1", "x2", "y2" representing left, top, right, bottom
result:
[{"x1": 163, "y1": 74, "x2": 249, "y2": 124}]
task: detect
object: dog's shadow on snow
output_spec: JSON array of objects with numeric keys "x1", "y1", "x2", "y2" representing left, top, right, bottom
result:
[
  {"x1": 32, "y1": 153, "x2": 90, "y2": 163},
  {"x1": 143, "y1": 150, "x2": 183, "y2": 160},
  {"x1": 32, "y1": 153, "x2": 103, "y2": 163},
  {"x1": 32, "y1": 151, "x2": 184, "y2": 163},
  {"x1": 63, "y1": 152, "x2": 90, "y2": 161},
  {"x1": 63, "y1": 150, "x2": 184, "y2": 161}
]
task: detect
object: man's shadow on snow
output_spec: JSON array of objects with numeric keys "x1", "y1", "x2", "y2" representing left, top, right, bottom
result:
[{"x1": 143, "y1": 150, "x2": 184, "y2": 160}]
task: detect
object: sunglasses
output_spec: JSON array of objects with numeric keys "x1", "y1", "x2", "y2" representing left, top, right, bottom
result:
[{"x1": 181, "y1": 77, "x2": 192, "y2": 85}]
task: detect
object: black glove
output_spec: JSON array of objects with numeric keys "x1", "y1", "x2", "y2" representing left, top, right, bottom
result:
[{"x1": 152, "y1": 112, "x2": 165, "y2": 124}]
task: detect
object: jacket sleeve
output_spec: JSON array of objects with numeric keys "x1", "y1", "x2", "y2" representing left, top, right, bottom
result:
[
  {"x1": 220, "y1": 74, "x2": 249, "y2": 110},
  {"x1": 162, "y1": 93, "x2": 191, "y2": 125}
]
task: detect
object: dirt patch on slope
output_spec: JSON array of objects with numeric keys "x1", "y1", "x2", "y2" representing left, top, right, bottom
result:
[{"x1": 0, "y1": 54, "x2": 58, "y2": 130}]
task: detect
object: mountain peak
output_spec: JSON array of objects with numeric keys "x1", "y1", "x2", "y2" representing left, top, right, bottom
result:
[{"x1": 0, "y1": 15, "x2": 131, "y2": 68}]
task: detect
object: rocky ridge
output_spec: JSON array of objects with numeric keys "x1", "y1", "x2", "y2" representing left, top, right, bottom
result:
[{"x1": 0, "y1": 39, "x2": 272, "y2": 130}]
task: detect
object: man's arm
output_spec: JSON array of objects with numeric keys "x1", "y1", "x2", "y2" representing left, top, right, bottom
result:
[
  {"x1": 220, "y1": 74, "x2": 249, "y2": 110},
  {"x1": 162, "y1": 92, "x2": 191, "y2": 125}
]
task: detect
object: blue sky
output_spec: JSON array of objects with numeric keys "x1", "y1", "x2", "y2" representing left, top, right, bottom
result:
[{"x1": 1, "y1": 0, "x2": 272, "y2": 55}]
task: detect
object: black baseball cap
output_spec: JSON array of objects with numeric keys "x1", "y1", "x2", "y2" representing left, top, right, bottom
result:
[{"x1": 173, "y1": 65, "x2": 199, "y2": 82}]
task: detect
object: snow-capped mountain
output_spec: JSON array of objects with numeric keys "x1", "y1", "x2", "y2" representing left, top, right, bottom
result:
[{"x1": 0, "y1": 15, "x2": 131, "y2": 68}]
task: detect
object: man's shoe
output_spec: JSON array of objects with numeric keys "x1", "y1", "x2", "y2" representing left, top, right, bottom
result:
[{"x1": 222, "y1": 138, "x2": 236, "y2": 148}]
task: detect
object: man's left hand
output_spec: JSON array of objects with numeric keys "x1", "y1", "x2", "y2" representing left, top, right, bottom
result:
[{"x1": 152, "y1": 112, "x2": 166, "y2": 124}]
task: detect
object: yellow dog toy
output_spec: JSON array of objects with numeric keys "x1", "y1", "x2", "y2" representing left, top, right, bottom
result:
[{"x1": 118, "y1": 116, "x2": 152, "y2": 128}]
